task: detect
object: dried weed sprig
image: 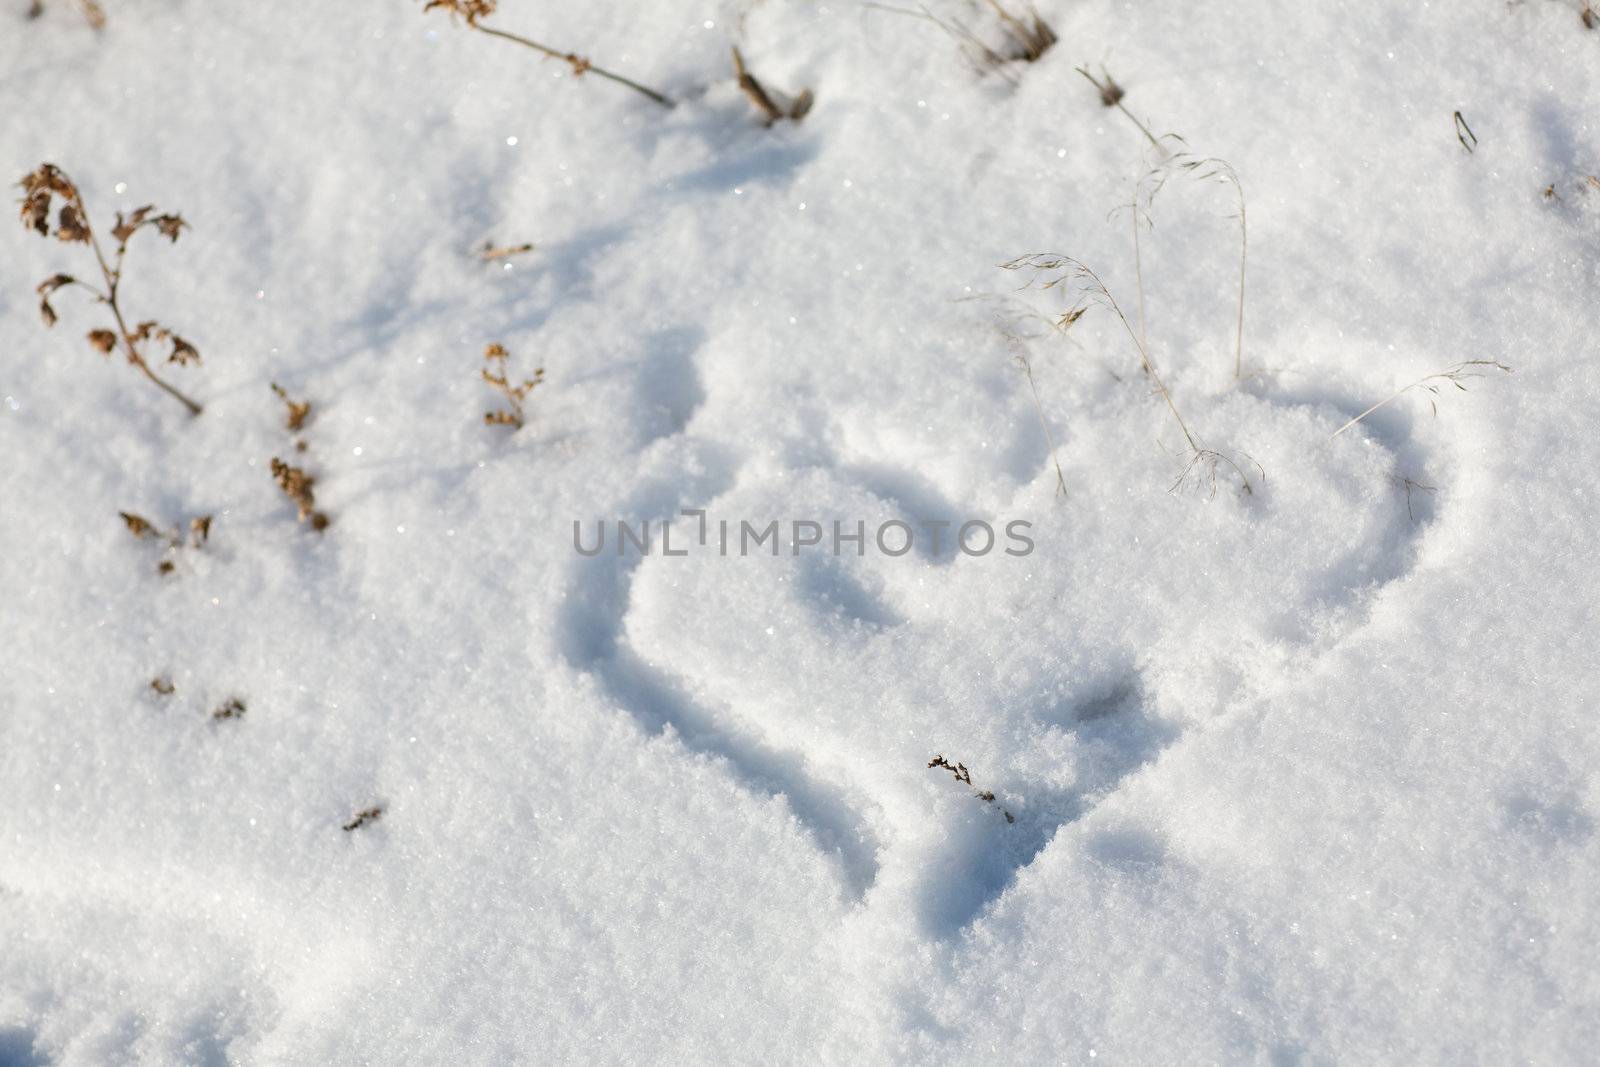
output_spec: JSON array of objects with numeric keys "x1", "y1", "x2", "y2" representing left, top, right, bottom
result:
[
  {"x1": 1330, "y1": 361, "x2": 1512, "y2": 440},
  {"x1": 26, "y1": 0, "x2": 104, "y2": 27},
  {"x1": 731, "y1": 46, "x2": 813, "y2": 126},
  {"x1": 1140, "y1": 149, "x2": 1248, "y2": 379},
  {"x1": 1002, "y1": 254, "x2": 1257, "y2": 495},
  {"x1": 119, "y1": 509, "x2": 213, "y2": 574},
  {"x1": 982, "y1": 0, "x2": 1055, "y2": 61},
  {"x1": 1453, "y1": 110, "x2": 1478, "y2": 154},
  {"x1": 270, "y1": 382, "x2": 311, "y2": 433},
  {"x1": 211, "y1": 698, "x2": 246, "y2": 721},
  {"x1": 928, "y1": 755, "x2": 1015, "y2": 823},
  {"x1": 342, "y1": 806, "x2": 384, "y2": 832},
  {"x1": 1076, "y1": 66, "x2": 1160, "y2": 149},
  {"x1": 1391, "y1": 472, "x2": 1437, "y2": 523},
  {"x1": 270, "y1": 458, "x2": 330, "y2": 530},
  {"x1": 422, "y1": 0, "x2": 674, "y2": 109},
  {"x1": 481, "y1": 342, "x2": 544, "y2": 429},
  {"x1": 478, "y1": 239, "x2": 535, "y2": 262},
  {"x1": 863, "y1": 1, "x2": 1053, "y2": 84},
  {"x1": 21, "y1": 164, "x2": 203, "y2": 416}
]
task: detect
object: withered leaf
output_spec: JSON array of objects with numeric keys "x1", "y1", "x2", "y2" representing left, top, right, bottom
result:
[
  {"x1": 270, "y1": 383, "x2": 310, "y2": 431},
  {"x1": 56, "y1": 203, "x2": 90, "y2": 243},
  {"x1": 39, "y1": 298, "x2": 57, "y2": 327},
  {"x1": 111, "y1": 205, "x2": 153, "y2": 244},
  {"x1": 153, "y1": 213, "x2": 187, "y2": 242},
  {"x1": 21, "y1": 190, "x2": 51, "y2": 235},
  {"x1": 119, "y1": 511, "x2": 155, "y2": 538},
  {"x1": 36, "y1": 273, "x2": 74, "y2": 295},
  {"x1": 87, "y1": 329, "x2": 118, "y2": 355},
  {"x1": 167, "y1": 335, "x2": 200, "y2": 366},
  {"x1": 190, "y1": 515, "x2": 212, "y2": 546}
]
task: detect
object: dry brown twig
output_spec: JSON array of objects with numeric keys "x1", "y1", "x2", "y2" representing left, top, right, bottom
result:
[
  {"x1": 731, "y1": 46, "x2": 813, "y2": 125},
  {"x1": 481, "y1": 342, "x2": 544, "y2": 429},
  {"x1": 21, "y1": 164, "x2": 203, "y2": 416},
  {"x1": 422, "y1": 0, "x2": 674, "y2": 108},
  {"x1": 271, "y1": 458, "x2": 330, "y2": 530}
]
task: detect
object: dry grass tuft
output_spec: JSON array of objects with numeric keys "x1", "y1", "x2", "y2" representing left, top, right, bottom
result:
[
  {"x1": 1138, "y1": 147, "x2": 1249, "y2": 379},
  {"x1": 481, "y1": 342, "x2": 544, "y2": 429},
  {"x1": 865, "y1": 1, "x2": 1054, "y2": 84},
  {"x1": 20, "y1": 163, "x2": 203, "y2": 415},
  {"x1": 1002, "y1": 254, "x2": 1258, "y2": 495},
  {"x1": 422, "y1": 0, "x2": 674, "y2": 108},
  {"x1": 1330, "y1": 361, "x2": 1512, "y2": 440}
]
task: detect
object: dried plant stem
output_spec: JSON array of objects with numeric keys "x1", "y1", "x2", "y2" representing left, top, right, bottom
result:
[
  {"x1": 1015, "y1": 353, "x2": 1068, "y2": 496},
  {"x1": 1095, "y1": 267, "x2": 1199, "y2": 455},
  {"x1": 1233, "y1": 202, "x2": 1247, "y2": 378},
  {"x1": 85, "y1": 227, "x2": 203, "y2": 416},
  {"x1": 1076, "y1": 67, "x2": 1160, "y2": 149},
  {"x1": 1129, "y1": 195, "x2": 1149, "y2": 356},
  {"x1": 23, "y1": 165, "x2": 204, "y2": 417},
  {"x1": 467, "y1": 22, "x2": 674, "y2": 108},
  {"x1": 1330, "y1": 361, "x2": 1512, "y2": 440},
  {"x1": 861, "y1": 2, "x2": 1020, "y2": 84},
  {"x1": 1140, "y1": 152, "x2": 1247, "y2": 379}
]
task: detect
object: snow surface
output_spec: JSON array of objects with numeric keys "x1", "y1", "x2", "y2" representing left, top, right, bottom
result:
[{"x1": 2, "y1": 0, "x2": 1599, "y2": 1062}]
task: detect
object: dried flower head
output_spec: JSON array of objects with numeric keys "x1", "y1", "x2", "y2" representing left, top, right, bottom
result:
[{"x1": 423, "y1": 0, "x2": 495, "y2": 24}]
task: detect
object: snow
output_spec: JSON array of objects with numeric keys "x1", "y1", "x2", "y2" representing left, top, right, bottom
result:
[{"x1": 2, "y1": 0, "x2": 1598, "y2": 1062}]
